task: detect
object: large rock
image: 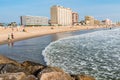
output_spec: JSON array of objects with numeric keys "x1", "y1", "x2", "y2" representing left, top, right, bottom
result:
[
  {"x1": 39, "y1": 66, "x2": 64, "y2": 74},
  {"x1": 0, "y1": 72, "x2": 26, "y2": 80},
  {"x1": 21, "y1": 61, "x2": 46, "y2": 76},
  {"x1": 0, "y1": 55, "x2": 20, "y2": 66},
  {"x1": 71, "y1": 74, "x2": 95, "y2": 80},
  {"x1": 21, "y1": 61, "x2": 45, "y2": 67},
  {"x1": 0, "y1": 63, "x2": 26, "y2": 74},
  {"x1": 0, "y1": 55, "x2": 26, "y2": 74},
  {"x1": 38, "y1": 66, "x2": 73, "y2": 80},
  {"x1": 0, "y1": 55, "x2": 96, "y2": 80},
  {"x1": 23, "y1": 75, "x2": 37, "y2": 80},
  {"x1": 40, "y1": 72, "x2": 72, "y2": 80}
]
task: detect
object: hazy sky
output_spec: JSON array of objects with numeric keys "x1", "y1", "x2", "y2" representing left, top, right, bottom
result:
[{"x1": 0, "y1": 0, "x2": 120, "y2": 23}]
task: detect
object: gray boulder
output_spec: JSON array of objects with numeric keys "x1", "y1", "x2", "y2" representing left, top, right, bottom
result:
[{"x1": 0, "y1": 63, "x2": 25, "y2": 74}]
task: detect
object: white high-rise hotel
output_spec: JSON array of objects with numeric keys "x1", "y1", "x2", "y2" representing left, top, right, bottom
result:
[
  {"x1": 21, "y1": 16, "x2": 48, "y2": 26},
  {"x1": 51, "y1": 5, "x2": 72, "y2": 26}
]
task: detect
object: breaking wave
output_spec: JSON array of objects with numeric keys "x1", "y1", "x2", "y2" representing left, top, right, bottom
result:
[{"x1": 42, "y1": 28, "x2": 120, "y2": 80}]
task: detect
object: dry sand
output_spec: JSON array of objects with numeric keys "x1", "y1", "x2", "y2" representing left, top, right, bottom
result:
[{"x1": 0, "y1": 26, "x2": 105, "y2": 45}]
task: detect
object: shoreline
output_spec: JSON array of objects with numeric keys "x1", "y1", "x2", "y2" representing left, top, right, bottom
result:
[{"x1": 0, "y1": 26, "x2": 113, "y2": 45}]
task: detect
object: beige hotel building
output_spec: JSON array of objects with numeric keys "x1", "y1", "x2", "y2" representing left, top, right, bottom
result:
[
  {"x1": 85, "y1": 16, "x2": 95, "y2": 26},
  {"x1": 51, "y1": 5, "x2": 72, "y2": 26}
]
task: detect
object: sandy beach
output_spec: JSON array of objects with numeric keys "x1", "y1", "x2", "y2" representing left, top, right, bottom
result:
[{"x1": 0, "y1": 26, "x2": 106, "y2": 45}]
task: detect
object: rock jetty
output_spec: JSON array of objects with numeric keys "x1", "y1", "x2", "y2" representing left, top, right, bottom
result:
[{"x1": 0, "y1": 55, "x2": 95, "y2": 80}]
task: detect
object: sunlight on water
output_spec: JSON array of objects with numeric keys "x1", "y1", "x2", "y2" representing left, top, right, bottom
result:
[{"x1": 42, "y1": 28, "x2": 120, "y2": 80}]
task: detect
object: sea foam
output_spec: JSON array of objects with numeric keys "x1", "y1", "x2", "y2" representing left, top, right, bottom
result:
[{"x1": 42, "y1": 28, "x2": 120, "y2": 80}]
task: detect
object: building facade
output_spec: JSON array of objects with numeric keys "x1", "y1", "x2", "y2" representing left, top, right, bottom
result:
[
  {"x1": 94, "y1": 19, "x2": 101, "y2": 26},
  {"x1": 51, "y1": 5, "x2": 72, "y2": 26},
  {"x1": 0, "y1": 23, "x2": 4, "y2": 26},
  {"x1": 102, "y1": 19, "x2": 112, "y2": 26},
  {"x1": 72, "y1": 12, "x2": 79, "y2": 25},
  {"x1": 85, "y1": 16, "x2": 94, "y2": 26},
  {"x1": 20, "y1": 16, "x2": 48, "y2": 26}
]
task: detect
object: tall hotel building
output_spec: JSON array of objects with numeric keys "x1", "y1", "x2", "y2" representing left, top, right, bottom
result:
[
  {"x1": 51, "y1": 5, "x2": 72, "y2": 26},
  {"x1": 20, "y1": 16, "x2": 48, "y2": 26},
  {"x1": 72, "y1": 12, "x2": 79, "y2": 25}
]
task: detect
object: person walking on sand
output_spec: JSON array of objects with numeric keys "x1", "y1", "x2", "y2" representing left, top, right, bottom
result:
[
  {"x1": 7, "y1": 33, "x2": 14, "y2": 47},
  {"x1": 8, "y1": 33, "x2": 11, "y2": 41},
  {"x1": 11, "y1": 33, "x2": 14, "y2": 39}
]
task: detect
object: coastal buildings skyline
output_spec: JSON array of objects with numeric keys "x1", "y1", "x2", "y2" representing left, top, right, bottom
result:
[
  {"x1": 0, "y1": 0, "x2": 120, "y2": 23},
  {"x1": 0, "y1": 4, "x2": 114, "y2": 26}
]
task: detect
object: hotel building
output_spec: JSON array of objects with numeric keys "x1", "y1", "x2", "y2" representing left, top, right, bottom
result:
[
  {"x1": 85, "y1": 16, "x2": 94, "y2": 26},
  {"x1": 20, "y1": 16, "x2": 48, "y2": 26},
  {"x1": 94, "y1": 19, "x2": 101, "y2": 26},
  {"x1": 72, "y1": 12, "x2": 79, "y2": 25},
  {"x1": 51, "y1": 5, "x2": 72, "y2": 26}
]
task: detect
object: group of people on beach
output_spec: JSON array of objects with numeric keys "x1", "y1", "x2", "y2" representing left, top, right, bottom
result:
[
  {"x1": 8, "y1": 33, "x2": 14, "y2": 47},
  {"x1": 8, "y1": 33, "x2": 14, "y2": 40}
]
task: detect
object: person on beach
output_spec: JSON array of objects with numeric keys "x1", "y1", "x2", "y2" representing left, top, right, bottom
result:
[
  {"x1": 8, "y1": 33, "x2": 11, "y2": 45},
  {"x1": 8, "y1": 33, "x2": 11, "y2": 41},
  {"x1": 22, "y1": 28, "x2": 26, "y2": 32},
  {"x1": 22, "y1": 28, "x2": 27, "y2": 32},
  {"x1": 51, "y1": 27, "x2": 54, "y2": 29},
  {"x1": 7, "y1": 33, "x2": 14, "y2": 47},
  {"x1": 11, "y1": 33, "x2": 14, "y2": 39}
]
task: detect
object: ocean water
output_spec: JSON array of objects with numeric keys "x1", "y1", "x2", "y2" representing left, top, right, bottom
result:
[
  {"x1": 0, "y1": 35, "x2": 53, "y2": 64},
  {"x1": 42, "y1": 28, "x2": 120, "y2": 80},
  {"x1": 0, "y1": 28, "x2": 105, "y2": 65}
]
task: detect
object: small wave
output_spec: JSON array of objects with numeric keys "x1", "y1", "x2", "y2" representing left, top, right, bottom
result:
[{"x1": 42, "y1": 28, "x2": 120, "y2": 80}]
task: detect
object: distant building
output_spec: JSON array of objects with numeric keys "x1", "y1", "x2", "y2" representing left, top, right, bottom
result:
[
  {"x1": 51, "y1": 5, "x2": 72, "y2": 26},
  {"x1": 85, "y1": 16, "x2": 94, "y2": 26},
  {"x1": 0, "y1": 23, "x2": 4, "y2": 26},
  {"x1": 94, "y1": 19, "x2": 101, "y2": 26},
  {"x1": 80, "y1": 20, "x2": 86, "y2": 25},
  {"x1": 20, "y1": 16, "x2": 48, "y2": 26},
  {"x1": 102, "y1": 19, "x2": 112, "y2": 26},
  {"x1": 8, "y1": 22, "x2": 17, "y2": 27},
  {"x1": 72, "y1": 12, "x2": 79, "y2": 25},
  {"x1": 116, "y1": 22, "x2": 120, "y2": 26}
]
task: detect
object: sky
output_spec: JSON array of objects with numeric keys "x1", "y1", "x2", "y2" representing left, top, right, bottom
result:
[{"x1": 0, "y1": 0, "x2": 120, "y2": 24}]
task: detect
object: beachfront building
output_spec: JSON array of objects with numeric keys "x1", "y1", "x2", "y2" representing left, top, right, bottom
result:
[
  {"x1": 51, "y1": 5, "x2": 72, "y2": 26},
  {"x1": 116, "y1": 22, "x2": 120, "y2": 26},
  {"x1": 94, "y1": 19, "x2": 101, "y2": 26},
  {"x1": 85, "y1": 16, "x2": 94, "y2": 26},
  {"x1": 0, "y1": 23, "x2": 4, "y2": 26},
  {"x1": 102, "y1": 19, "x2": 112, "y2": 26},
  {"x1": 72, "y1": 12, "x2": 79, "y2": 25},
  {"x1": 8, "y1": 22, "x2": 17, "y2": 27},
  {"x1": 20, "y1": 16, "x2": 48, "y2": 26}
]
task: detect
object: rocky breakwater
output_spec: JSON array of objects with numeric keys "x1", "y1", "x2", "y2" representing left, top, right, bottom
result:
[{"x1": 0, "y1": 55, "x2": 95, "y2": 80}]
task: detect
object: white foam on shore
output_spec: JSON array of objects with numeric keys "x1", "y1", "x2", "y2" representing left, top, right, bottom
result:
[{"x1": 42, "y1": 28, "x2": 120, "y2": 80}]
